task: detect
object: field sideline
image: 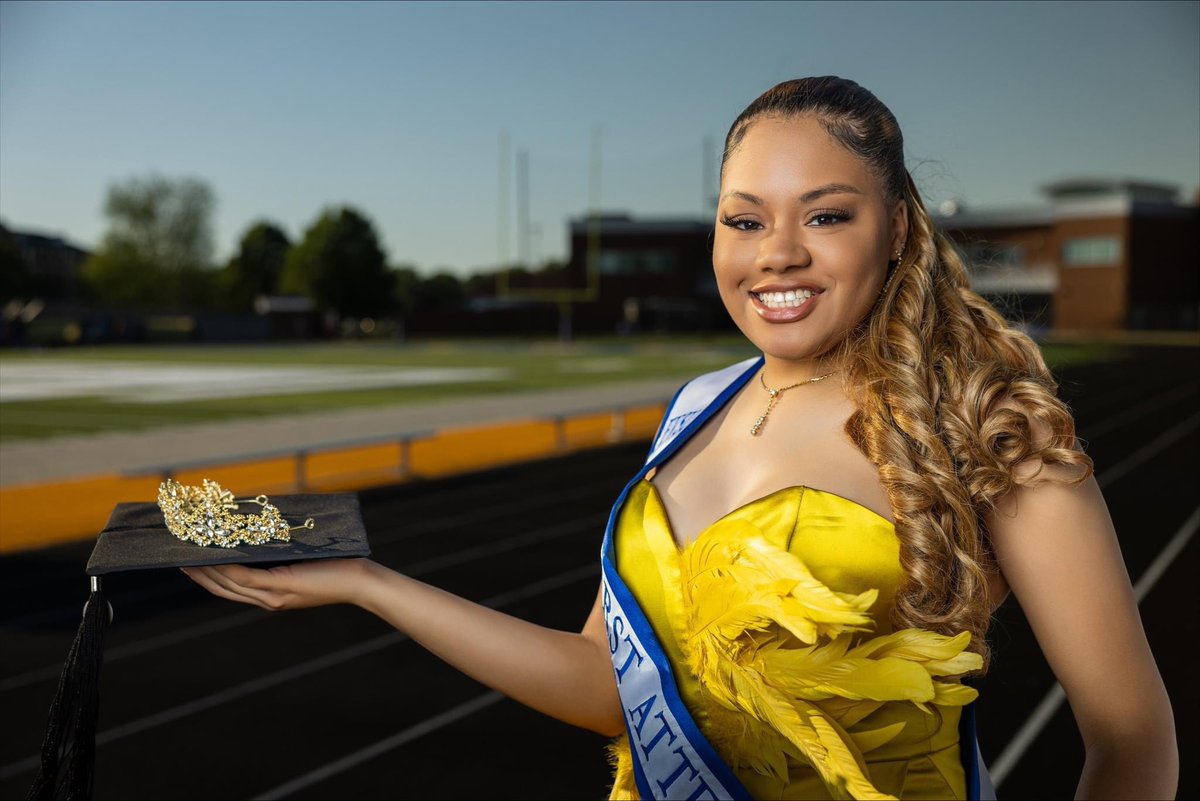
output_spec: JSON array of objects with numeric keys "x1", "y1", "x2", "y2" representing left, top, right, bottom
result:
[{"x1": 0, "y1": 337, "x2": 1127, "y2": 442}]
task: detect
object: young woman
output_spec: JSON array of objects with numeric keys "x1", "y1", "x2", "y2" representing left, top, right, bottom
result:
[{"x1": 183, "y1": 77, "x2": 1177, "y2": 800}]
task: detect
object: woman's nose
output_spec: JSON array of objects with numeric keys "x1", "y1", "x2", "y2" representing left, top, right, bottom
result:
[{"x1": 755, "y1": 226, "x2": 811, "y2": 272}]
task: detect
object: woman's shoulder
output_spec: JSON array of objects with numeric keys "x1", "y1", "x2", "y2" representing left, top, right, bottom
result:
[{"x1": 987, "y1": 392, "x2": 1091, "y2": 485}]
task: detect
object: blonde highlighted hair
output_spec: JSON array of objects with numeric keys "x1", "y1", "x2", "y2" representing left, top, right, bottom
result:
[{"x1": 723, "y1": 77, "x2": 1094, "y2": 671}]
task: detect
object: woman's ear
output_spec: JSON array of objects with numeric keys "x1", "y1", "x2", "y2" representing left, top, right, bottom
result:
[{"x1": 891, "y1": 199, "x2": 909, "y2": 254}]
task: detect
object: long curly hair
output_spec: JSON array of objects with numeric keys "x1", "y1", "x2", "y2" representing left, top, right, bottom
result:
[{"x1": 722, "y1": 77, "x2": 1094, "y2": 671}]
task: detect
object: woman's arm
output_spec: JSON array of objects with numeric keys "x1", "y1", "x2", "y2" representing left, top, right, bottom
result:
[
  {"x1": 985, "y1": 431, "x2": 1178, "y2": 799},
  {"x1": 182, "y1": 560, "x2": 625, "y2": 737}
]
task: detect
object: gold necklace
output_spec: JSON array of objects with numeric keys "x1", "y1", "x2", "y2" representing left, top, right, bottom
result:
[{"x1": 750, "y1": 369, "x2": 836, "y2": 436}]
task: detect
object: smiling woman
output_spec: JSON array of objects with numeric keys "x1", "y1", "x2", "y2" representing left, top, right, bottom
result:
[
  {"x1": 178, "y1": 77, "x2": 1177, "y2": 801},
  {"x1": 716, "y1": 119, "x2": 899, "y2": 352}
]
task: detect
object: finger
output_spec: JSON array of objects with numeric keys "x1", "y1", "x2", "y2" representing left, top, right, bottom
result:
[
  {"x1": 210, "y1": 563, "x2": 276, "y2": 589},
  {"x1": 183, "y1": 566, "x2": 281, "y2": 610},
  {"x1": 181, "y1": 567, "x2": 270, "y2": 609}
]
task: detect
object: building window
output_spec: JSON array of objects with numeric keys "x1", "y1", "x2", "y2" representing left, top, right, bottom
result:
[
  {"x1": 1063, "y1": 236, "x2": 1121, "y2": 267},
  {"x1": 598, "y1": 250, "x2": 678, "y2": 276}
]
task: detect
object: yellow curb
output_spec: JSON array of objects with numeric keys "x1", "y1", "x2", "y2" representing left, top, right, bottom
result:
[{"x1": 0, "y1": 404, "x2": 665, "y2": 555}]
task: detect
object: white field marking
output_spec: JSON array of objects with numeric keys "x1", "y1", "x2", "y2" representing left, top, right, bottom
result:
[
  {"x1": 989, "y1": 412, "x2": 1200, "y2": 789},
  {"x1": 0, "y1": 362, "x2": 508, "y2": 403},
  {"x1": 1, "y1": 510, "x2": 606, "y2": 690},
  {"x1": 252, "y1": 690, "x2": 506, "y2": 800},
  {"x1": 556, "y1": 356, "x2": 632, "y2": 373},
  {"x1": 0, "y1": 563, "x2": 599, "y2": 780}
]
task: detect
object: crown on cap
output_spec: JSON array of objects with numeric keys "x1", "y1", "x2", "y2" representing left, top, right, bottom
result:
[{"x1": 157, "y1": 478, "x2": 314, "y2": 548}]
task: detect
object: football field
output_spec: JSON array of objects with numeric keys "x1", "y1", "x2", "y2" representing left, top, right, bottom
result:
[{"x1": 0, "y1": 338, "x2": 1122, "y2": 442}]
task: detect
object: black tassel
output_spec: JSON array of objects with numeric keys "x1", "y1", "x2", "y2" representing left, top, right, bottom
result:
[{"x1": 27, "y1": 578, "x2": 110, "y2": 801}]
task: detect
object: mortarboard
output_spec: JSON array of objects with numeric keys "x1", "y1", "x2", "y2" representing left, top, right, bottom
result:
[{"x1": 26, "y1": 482, "x2": 370, "y2": 801}]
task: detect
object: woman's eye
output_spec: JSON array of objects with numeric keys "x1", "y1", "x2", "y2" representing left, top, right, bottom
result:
[
  {"x1": 720, "y1": 216, "x2": 761, "y2": 231},
  {"x1": 808, "y1": 210, "x2": 852, "y2": 227}
]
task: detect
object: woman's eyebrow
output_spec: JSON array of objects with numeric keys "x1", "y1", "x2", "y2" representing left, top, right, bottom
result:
[
  {"x1": 799, "y1": 183, "x2": 862, "y2": 203},
  {"x1": 721, "y1": 183, "x2": 863, "y2": 206}
]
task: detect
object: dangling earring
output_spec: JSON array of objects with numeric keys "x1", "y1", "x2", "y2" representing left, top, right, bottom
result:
[{"x1": 879, "y1": 245, "x2": 904, "y2": 297}]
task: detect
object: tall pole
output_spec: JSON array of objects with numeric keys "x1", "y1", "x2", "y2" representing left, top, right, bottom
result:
[
  {"x1": 516, "y1": 148, "x2": 530, "y2": 270},
  {"x1": 703, "y1": 135, "x2": 717, "y2": 217},
  {"x1": 586, "y1": 124, "x2": 602, "y2": 294},
  {"x1": 498, "y1": 131, "x2": 511, "y2": 293}
]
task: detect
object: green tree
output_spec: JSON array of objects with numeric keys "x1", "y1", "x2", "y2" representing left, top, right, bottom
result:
[
  {"x1": 392, "y1": 265, "x2": 419, "y2": 315},
  {"x1": 222, "y1": 221, "x2": 291, "y2": 310},
  {"x1": 413, "y1": 271, "x2": 464, "y2": 312},
  {"x1": 0, "y1": 224, "x2": 33, "y2": 302},
  {"x1": 463, "y1": 270, "x2": 496, "y2": 298},
  {"x1": 83, "y1": 174, "x2": 216, "y2": 308},
  {"x1": 280, "y1": 207, "x2": 393, "y2": 317}
]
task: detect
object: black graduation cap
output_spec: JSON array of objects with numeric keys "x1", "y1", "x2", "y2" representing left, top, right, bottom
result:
[{"x1": 27, "y1": 485, "x2": 370, "y2": 801}]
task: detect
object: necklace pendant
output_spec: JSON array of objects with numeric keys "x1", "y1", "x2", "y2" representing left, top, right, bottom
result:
[{"x1": 751, "y1": 416, "x2": 766, "y2": 436}]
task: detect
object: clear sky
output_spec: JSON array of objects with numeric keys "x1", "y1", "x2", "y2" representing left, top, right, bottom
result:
[{"x1": 2, "y1": 0, "x2": 1197, "y2": 276}]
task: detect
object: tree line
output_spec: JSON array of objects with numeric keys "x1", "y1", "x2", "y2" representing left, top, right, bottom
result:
[{"x1": 2, "y1": 174, "x2": 566, "y2": 317}]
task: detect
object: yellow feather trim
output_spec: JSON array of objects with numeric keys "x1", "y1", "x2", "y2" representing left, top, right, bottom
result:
[
  {"x1": 672, "y1": 521, "x2": 982, "y2": 800},
  {"x1": 606, "y1": 735, "x2": 639, "y2": 800}
]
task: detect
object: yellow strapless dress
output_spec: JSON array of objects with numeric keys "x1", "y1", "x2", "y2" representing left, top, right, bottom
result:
[{"x1": 608, "y1": 478, "x2": 980, "y2": 801}]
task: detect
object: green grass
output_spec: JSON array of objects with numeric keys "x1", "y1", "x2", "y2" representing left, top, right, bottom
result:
[{"x1": 0, "y1": 336, "x2": 1129, "y2": 442}]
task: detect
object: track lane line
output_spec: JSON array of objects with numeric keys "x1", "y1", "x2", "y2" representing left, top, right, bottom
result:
[
  {"x1": 1, "y1": 479, "x2": 613, "y2": 628},
  {"x1": 251, "y1": 691, "x2": 506, "y2": 801},
  {"x1": 989, "y1": 411, "x2": 1200, "y2": 788},
  {"x1": 1, "y1": 513, "x2": 605, "y2": 691},
  {"x1": 252, "y1": 406, "x2": 1200, "y2": 798},
  {"x1": 0, "y1": 563, "x2": 599, "y2": 780}
]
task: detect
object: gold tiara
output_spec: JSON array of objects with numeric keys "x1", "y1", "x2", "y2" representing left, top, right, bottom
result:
[{"x1": 157, "y1": 478, "x2": 314, "y2": 548}]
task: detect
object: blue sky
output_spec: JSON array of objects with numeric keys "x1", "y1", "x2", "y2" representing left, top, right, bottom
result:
[{"x1": 2, "y1": 0, "x2": 1197, "y2": 276}]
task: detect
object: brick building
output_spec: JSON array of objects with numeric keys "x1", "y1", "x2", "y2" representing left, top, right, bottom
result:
[
  {"x1": 563, "y1": 214, "x2": 726, "y2": 332},
  {"x1": 937, "y1": 179, "x2": 1198, "y2": 331},
  {"x1": 560, "y1": 178, "x2": 1198, "y2": 334}
]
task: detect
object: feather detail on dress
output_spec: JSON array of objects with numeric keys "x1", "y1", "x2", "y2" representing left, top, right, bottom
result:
[
  {"x1": 678, "y1": 519, "x2": 982, "y2": 801},
  {"x1": 606, "y1": 734, "x2": 639, "y2": 800}
]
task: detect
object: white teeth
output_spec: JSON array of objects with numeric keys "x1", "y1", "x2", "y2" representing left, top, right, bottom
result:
[{"x1": 754, "y1": 289, "x2": 815, "y2": 309}]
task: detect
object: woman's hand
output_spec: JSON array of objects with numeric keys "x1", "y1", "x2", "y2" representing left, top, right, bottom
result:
[{"x1": 181, "y1": 558, "x2": 371, "y2": 611}]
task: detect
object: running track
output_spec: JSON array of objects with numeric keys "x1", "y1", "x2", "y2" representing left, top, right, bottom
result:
[{"x1": 2, "y1": 344, "x2": 1196, "y2": 799}]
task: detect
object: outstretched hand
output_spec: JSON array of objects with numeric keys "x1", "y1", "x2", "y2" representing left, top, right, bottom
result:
[{"x1": 181, "y1": 558, "x2": 373, "y2": 611}]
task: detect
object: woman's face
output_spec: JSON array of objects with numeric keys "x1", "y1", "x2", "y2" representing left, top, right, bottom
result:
[{"x1": 713, "y1": 115, "x2": 907, "y2": 365}]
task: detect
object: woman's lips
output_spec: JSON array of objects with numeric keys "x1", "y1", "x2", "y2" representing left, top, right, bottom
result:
[{"x1": 749, "y1": 290, "x2": 822, "y2": 323}]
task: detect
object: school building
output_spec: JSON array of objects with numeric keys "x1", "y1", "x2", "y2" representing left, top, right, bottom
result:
[{"x1": 562, "y1": 178, "x2": 1199, "y2": 333}]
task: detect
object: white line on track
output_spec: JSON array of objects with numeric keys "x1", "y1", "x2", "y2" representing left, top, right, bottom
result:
[
  {"x1": 0, "y1": 563, "x2": 598, "y2": 780},
  {"x1": 249, "y1": 407, "x2": 1200, "y2": 799},
  {"x1": 990, "y1": 410, "x2": 1200, "y2": 789},
  {"x1": 7, "y1": 378, "x2": 1194, "y2": 789},
  {"x1": 1078, "y1": 381, "x2": 1199, "y2": 440},
  {"x1": 2, "y1": 480, "x2": 609, "y2": 628},
  {"x1": 252, "y1": 691, "x2": 506, "y2": 801},
  {"x1": 1, "y1": 514, "x2": 604, "y2": 691},
  {"x1": 1094, "y1": 410, "x2": 1200, "y2": 489}
]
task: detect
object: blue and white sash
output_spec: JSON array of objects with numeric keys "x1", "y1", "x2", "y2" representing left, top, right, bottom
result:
[{"x1": 600, "y1": 355, "x2": 996, "y2": 800}]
